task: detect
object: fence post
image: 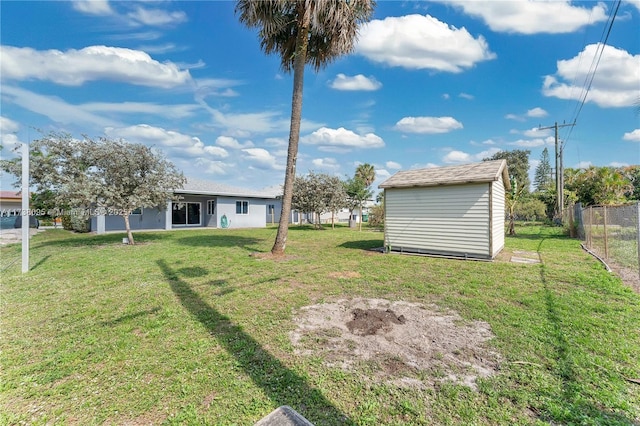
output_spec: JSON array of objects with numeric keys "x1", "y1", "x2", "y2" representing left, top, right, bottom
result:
[
  {"x1": 587, "y1": 206, "x2": 593, "y2": 250},
  {"x1": 637, "y1": 203, "x2": 640, "y2": 281},
  {"x1": 603, "y1": 206, "x2": 608, "y2": 259}
]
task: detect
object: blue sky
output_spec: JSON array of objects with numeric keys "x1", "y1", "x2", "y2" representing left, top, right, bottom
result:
[{"x1": 1, "y1": 0, "x2": 639, "y2": 194}]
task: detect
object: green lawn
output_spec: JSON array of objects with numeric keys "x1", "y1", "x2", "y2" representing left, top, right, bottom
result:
[{"x1": 1, "y1": 225, "x2": 639, "y2": 425}]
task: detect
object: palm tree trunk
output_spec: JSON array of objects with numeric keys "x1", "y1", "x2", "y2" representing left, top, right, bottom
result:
[{"x1": 271, "y1": 4, "x2": 311, "y2": 255}]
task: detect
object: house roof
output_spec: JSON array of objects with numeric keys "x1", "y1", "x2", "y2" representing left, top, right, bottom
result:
[
  {"x1": 0, "y1": 191, "x2": 23, "y2": 200},
  {"x1": 177, "y1": 177, "x2": 280, "y2": 199},
  {"x1": 379, "y1": 160, "x2": 511, "y2": 190}
]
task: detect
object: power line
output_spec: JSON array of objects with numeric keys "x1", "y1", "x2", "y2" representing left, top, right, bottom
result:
[{"x1": 562, "y1": 0, "x2": 622, "y2": 150}]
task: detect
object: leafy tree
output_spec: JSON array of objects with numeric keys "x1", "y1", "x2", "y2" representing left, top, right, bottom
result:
[
  {"x1": 292, "y1": 172, "x2": 346, "y2": 229},
  {"x1": 622, "y1": 165, "x2": 640, "y2": 201},
  {"x1": 564, "y1": 166, "x2": 631, "y2": 206},
  {"x1": 506, "y1": 177, "x2": 526, "y2": 235},
  {"x1": 344, "y1": 176, "x2": 372, "y2": 231},
  {"x1": 1, "y1": 132, "x2": 185, "y2": 244},
  {"x1": 484, "y1": 150, "x2": 531, "y2": 193},
  {"x1": 534, "y1": 147, "x2": 553, "y2": 192},
  {"x1": 354, "y1": 163, "x2": 375, "y2": 229},
  {"x1": 236, "y1": 0, "x2": 375, "y2": 255}
]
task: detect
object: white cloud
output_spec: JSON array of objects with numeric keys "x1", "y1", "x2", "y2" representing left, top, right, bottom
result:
[
  {"x1": 241, "y1": 148, "x2": 284, "y2": 171},
  {"x1": 83, "y1": 101, "x2": 198, "y2": 119},
  {"x1": 439, "y1": 1, "x2": 608, "y2": 34},
  {"x1": 301, "y1": 127, "x2": 385, "y2": 152},
  {"x1": 356, "y1": 14, "x2": 496, "y2": 73},
  {"x1": 443, "y1": 148, "x2": 500, "y2": 164},
  {"x1": 509, "y1": 137, "x2": 554, "y2": 148},
  {"x1": 0, "y1": 45, "x2": 192, "y2": 88},
  {"x1": 105, "y1": 124, "x2": 228, "y2": 158},
  {"x1": 1, "y1": 85, "x2": 119, "y2": 128},
  {"x1": 523, "y1": 128, "x2": 552, "y2": 138},
  {"x1": 394, "y1": 116, "x2": 463, "y2": 134},
  {"x1": 506, "y1": 107, "x2": 549, "y2": 121},
  {"x1": 443, "y1": 150, "x2": 471, "y2": 163},
  {"x1": 386, "y1": 161, "x2": 402, "y2": 170},
  {"x1": 127, "y1": 7, "x2": 187, "y2": 27},
  {"x1": 623, "y1": 129, "x2": 640, "y2": 142},
  {"x1": 264, "y1": 137, "x2": 287, "y2": 147},
  {"x1": 215, "y1": 136, "x2": 254, "y2": 149},
  {"x1": 609, "y1": 161, "x2": 630, "y2": 167},
  {"x1": 194, "y1": 158, "x2": 228, "y2": 175},
  {"x1": 459, "y1": 93, "x2": 474, "y2": 100},
  {"x1": 0, "y1": 116, "x2": 21, "y2": 152},
  {"x1": 72, "y1": 0, "x2": 113, "y2": 15},
  {"x1": 527, "y1": 107, "x2": 548, "y2": 118},
  {"x1": 311, "y1": 157, "x2": 340, "y2": 170},
  {"x1": 543, "y1": 44, "x2": 640, "y2": 107},
  {"x1": 329, "y1": 74, "x2": 382, "y2": 91}
]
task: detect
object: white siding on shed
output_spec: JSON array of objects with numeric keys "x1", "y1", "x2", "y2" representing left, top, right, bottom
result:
[
  {"x1": 490, "y1": 175, "x2": 506, "y2": 257},
  {"x1": 384, "y1": 183, "x2": 491, "y2": 257}
]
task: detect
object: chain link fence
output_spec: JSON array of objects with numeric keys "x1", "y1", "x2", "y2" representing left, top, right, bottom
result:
[{"x1": 574, "y1": 203, "x2": 640, "y2": 282}]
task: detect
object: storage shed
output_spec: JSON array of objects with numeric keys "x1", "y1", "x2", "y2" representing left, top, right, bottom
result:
[{"x1": 378, "y1": 160, "x2": 510, "y2": 260}]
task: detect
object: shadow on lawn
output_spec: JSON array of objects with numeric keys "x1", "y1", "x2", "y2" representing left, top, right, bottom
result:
[
  {"x1": 176, "y1": 234, "x2": 262, "y2": 251},
  {"x1": 536, "y1": 238, "x2": 636, "y2": 425},
  {"x1": 157, "y1": 259, "x2": 350, "y2": 424},
  {"x1": 338, "y1": 239, "x2": 383, "y2": 251}
]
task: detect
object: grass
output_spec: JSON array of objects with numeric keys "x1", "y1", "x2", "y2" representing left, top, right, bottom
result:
[{"x1": 1, "y1": 224, "x2": 639, "y2": 425}]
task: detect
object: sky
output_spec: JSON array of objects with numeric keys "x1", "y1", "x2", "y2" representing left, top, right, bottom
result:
[{"x1": 1, "y1": 0, "x2": 639, "y2": 195}]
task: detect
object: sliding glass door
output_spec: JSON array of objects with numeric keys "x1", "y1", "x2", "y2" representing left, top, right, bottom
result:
[{"x1": 172, "y1": 202, "x2": 201, "y2": 226}]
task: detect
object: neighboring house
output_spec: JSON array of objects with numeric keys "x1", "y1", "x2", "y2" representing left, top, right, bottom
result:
[
  {"x1": 378, "y1": 160, "x2": 510, "y2": 260},
  {"x1": 91, "y1": 178, "x2": 281, "y2": 233},
  {"x1": 0, "y1": 191, "x2": 24, "y2": 216}
]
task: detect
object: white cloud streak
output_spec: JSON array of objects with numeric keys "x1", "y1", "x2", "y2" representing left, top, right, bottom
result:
[
  {"x1": 394, "y1": 116, "x2": 463, "y2": 134},
  {"x1": 301, "y1": 127, "x2": 385, "y2": 152},
  {"x1": 438, "y1": 0, "x2": 608, "y2": 34},
  {"x1": 1, "y1": 45, "x2": 192, "y2": 88},
  {"x1": 329, "y1": 74, "x2": 382, "y2": 91}
]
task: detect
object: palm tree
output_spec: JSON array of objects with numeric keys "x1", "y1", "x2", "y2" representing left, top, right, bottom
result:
[
  {"x1": 355, "y1": 163, "x2": 375, "y2": 187},
  {"x1": 236, "y1": 0, "x2": 375, "y2": 255},
  {"x1": 354, "y1": 163, "x2": 375, "y2": 230}
]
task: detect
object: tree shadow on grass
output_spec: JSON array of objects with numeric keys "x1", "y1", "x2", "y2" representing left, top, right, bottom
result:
[
  {"x1": 157, "y1": 259, "x2": 350, "y2": 424},
  {"x1": 535, "y1": 238, "x2": 637, "y2": 425},
  {"x1": 32, "y1": 231, "x2": 166, "y2": 248},
  {"x1": 338, "y1": 239, "x2": 384, "y2": 251},
  {"x1": 175, "y1": 234, "x2": 262, "y2": 251}
]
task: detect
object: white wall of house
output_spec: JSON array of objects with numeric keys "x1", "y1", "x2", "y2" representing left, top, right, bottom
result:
[
  {"x1": 216, "y1": 196, "x2": 267, "y2": 228},
  {"x1": 490, "y1": 174, "x2": 506, "y2": 258},
  {"x1": 384, "y1": 183, "x2": 494, "y2": 258}
]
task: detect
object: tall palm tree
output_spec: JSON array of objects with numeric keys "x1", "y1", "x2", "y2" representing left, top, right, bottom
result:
[
  {"x1": 355, "y1": 163, "x2": 375, "y2": 187},
  {"x1": 236, "y1": 0, "x2": 375, "y2": 255},
  {"x1": 354, "y1": 163, "x2": 375, "y2": 230}
]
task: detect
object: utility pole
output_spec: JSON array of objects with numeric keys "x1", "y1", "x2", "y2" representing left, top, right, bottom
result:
[{"x1": 538, "y1": 121, "x2": 575, "y2": 221}]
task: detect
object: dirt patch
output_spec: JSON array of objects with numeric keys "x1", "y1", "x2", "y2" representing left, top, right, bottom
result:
[{"x1": 290, "y1": 298, "x2": 501, "y2": 390}]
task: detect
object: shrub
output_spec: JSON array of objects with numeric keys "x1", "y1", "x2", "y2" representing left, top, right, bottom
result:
[{"x1": 368, "y1": 204, "x2": 384, "y2": 229}]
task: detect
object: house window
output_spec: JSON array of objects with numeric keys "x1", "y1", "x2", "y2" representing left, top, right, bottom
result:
[
  {"x1": 267, "y1": 204, "x2": 275, "y2": 213},
  {"x1": 172, "y1": 202, "x2": 201, "y2": 225},
  {"x1": 131, "y1": 208, "x2": 142, "y2": 215},
  {"x1": 207, "y1": 200, "x2": 215, "y2": 215},
  {"x1": 235, "y1": 201, "x2": 249, "y2": 215}
]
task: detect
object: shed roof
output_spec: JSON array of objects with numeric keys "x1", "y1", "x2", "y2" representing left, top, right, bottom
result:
[
  {"x1": 178, "y1": 177, "x2": 280, "y2": 199},
  {"x1": 379, "y1": 160, "x2": 510, "y2": 190},
  {"x1": 0, "y1": 191, "x2": 22, "y2": 200}
]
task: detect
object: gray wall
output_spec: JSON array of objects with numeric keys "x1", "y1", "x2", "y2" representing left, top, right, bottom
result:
[
  {"x1": 384, "y1": 183, "x2": 493, "y2": 258},
  {"x1": 91, "y1": 207, "x2": 166, "y2": 232},
  {"x1": 216, "y1": 196, "x2": 267, "y2": 228},
  {"x1": 490, "y1": 175, "x2": 506, "y2": 258}
]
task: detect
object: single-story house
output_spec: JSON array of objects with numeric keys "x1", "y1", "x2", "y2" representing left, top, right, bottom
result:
[
  {"x1": 91, "y1": 178, "x2": 282, "y2": 234},
  {"x1": 0, "y1": 191, "x2": 25, "y2": 216},
  {"x1": 378, "y1": 160, "x2": 510, "y2": 260}
]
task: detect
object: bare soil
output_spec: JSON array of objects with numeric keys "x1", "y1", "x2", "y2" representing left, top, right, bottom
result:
[{"x1": 290, "y1": 298, "x2": 501, "y2": 390}]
